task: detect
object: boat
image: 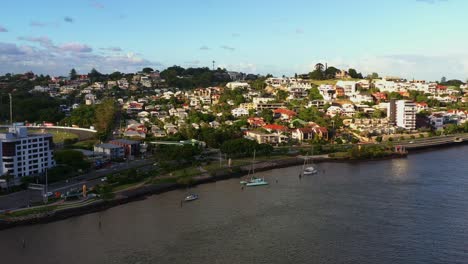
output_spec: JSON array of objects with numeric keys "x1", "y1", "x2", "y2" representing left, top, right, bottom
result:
[
  {"x1": 184, "y1": 194, "x2": 199, "y2": 202},
  {"x1": 240, "y1": 150, "x2": 268, "y2": 187},
  {"x1": 303, "y1": 166, "x2": 318, "y2": 175},
  {"x1": 246, "y1": 178, "x2": 268, "y2": 187},
  {"x1": 301, "y1": 152, "x2": 317, "y2": 175}
]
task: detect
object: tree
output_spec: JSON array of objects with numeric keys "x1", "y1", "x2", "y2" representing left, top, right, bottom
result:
[
  {"x1": 309, "y1": 69, "x2": 324, "y2": 80},
  {"x1": 348, "y1": 68, "x2": 363, "y2": 79},
  {"x1": 441, "y1": 76, "x2": 447, "y2": 83},
  {"x1": 371, "y1": 72, "x2": 379, "y2": 79},
  {"x1": 308, "y1": 87, "x2": 323, "y2": 100},
  {"x1": 324, "y1": 66, "x2": 340, "y2": 79},
  {"x1": 372, "y1": 108, "x2": 385, "y2": 118},
  {"x1": 275, "y1": 90, "x2": 288, "y2": 101},
  {"x1": 259, "y1": 109, "x2": 274, "y2": 124},
  {"x1": 109, "y1": 71, "x2": 123, "y2": 81},
  {"x1": 315, "y1": 63, "x2": 325, "y2": 72},
  {"x1": 88, "y1": 68, "x2": 103, "y2": 83},
  {"x1": 54, "y1": 150, "x2": 90, "y2": 170},
  {"x1": 142, "y1": 67, "x2": 154, "y2": 73},
  {"x1": 69, "y1": 68, "x2": 77, "y2": 80}
]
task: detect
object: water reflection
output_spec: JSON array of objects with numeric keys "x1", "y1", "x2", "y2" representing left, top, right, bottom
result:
[{"x1": 1, "y1": 147, "x2": 468, "y2": 264}]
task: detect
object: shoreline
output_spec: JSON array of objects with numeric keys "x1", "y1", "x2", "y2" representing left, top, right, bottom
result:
[{"x1": 0, "y1": 153, "x2": 407, "y2": 231}]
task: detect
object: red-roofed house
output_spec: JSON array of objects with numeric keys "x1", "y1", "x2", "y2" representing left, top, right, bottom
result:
[
  {"x1": 415, "y1": 102, "x2": 428, "y2": 112},
  {"x1": 263, "y1": 124, "x2": 288, "y2": 133},
  {"x1": 273, "y1": 108, "x2": 296, "y2": 121},
  {"x1": 372, "y1": 92, "x2": 387, "y2": 102},
  {"x1": 247, "y1": 117, "x2": 266, "y2": 127}
]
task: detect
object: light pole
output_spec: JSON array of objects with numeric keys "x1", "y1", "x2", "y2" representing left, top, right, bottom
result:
[{"x1": 8, "y1": 93, "x2": 12, "y2": 125}]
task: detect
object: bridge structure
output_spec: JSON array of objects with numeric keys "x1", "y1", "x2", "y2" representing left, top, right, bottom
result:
[{"x1": 0, "y1": 125, "x2": 97, "y2": 140}]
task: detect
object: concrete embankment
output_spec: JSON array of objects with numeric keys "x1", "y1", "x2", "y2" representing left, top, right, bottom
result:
[{"x1": 0, "y1": 153, "x2": 408, "y2": 231}]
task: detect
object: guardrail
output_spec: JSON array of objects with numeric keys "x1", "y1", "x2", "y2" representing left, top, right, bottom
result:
[{"x1": 0, "y1": 125, "x2": 97, "y2": 133}]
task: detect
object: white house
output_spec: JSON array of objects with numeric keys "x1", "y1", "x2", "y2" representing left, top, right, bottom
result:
[{"x1": 231, "y1": 107, "x2": 249, "y2": 117}]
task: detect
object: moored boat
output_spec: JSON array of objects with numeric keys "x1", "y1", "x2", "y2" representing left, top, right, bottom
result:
[{"x1": 184, "y1": 194, "x2": 199, "y2": 202}]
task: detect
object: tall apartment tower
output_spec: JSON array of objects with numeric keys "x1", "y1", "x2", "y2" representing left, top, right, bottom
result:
[
  {"x1": 395, "y1": 100, "x2": 416, "y2": 130},
  {"x1": 388, "y1": 99, "x2": 397, "y2": 126}
]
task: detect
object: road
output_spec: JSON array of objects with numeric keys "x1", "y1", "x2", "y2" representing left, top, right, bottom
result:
[
  {"x1": 0, "y1": 158, "x2": 155, "y2": 211},
  {"x1": 397, "y1": 134, "x2": 468, "y2": 150}
]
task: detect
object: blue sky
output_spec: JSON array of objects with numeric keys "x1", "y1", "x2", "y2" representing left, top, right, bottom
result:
[{"x1": 1, "y1": 0, "x2": 467, "y2": 80}]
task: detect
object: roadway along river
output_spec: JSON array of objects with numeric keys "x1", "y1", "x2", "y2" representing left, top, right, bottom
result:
[{"x1": 1, "y1": 146, "x2": 468, "y2": 264}]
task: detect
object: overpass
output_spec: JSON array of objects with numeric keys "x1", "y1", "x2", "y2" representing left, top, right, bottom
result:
[
  {"x1": 397, "y1": 134, "x2": 468, "y2": 150},
  {"x1": 0, "y1": 125, "x2": 97, "y2": 140}
]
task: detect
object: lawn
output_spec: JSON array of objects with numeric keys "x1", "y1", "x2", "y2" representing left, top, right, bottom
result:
[
  {"x1": 1, "y1": 205, "x2": 58, "y2": 218},
  {"x1": 29, "y1": 129, "x2": 79, "y2": 143}
]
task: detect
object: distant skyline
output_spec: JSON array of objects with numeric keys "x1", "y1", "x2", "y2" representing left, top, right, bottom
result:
[{"x1": 1, "y1": 0, "x2": 467, "y2": 81}]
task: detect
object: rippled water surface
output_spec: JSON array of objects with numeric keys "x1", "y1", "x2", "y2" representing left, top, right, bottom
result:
[{"x1": 1, "y1": 146, "x2": 468, "y2": 264}]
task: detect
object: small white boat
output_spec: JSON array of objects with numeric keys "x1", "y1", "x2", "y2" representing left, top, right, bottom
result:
[
  {"x1": 303, "y1": 166, "x2": 318, "y2": 175},
  {"x1": 184, "y1": 194, "x2": 199, "y2": 202}
]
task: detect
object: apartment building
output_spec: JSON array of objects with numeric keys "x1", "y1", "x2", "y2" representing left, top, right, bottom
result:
[
  {"x1": 0, "y1": 127, "x2": 55, "y2": 184},
  {"x1": 390, "y1": 100, "x2": 416, "y2": 130}
]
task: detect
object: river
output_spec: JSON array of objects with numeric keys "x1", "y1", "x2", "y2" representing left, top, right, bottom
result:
[{"x1": 1, "y1": 146, "x2": 468, "y2": 264}]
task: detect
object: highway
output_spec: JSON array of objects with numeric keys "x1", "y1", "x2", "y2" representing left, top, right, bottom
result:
[
  {"x1": 396, "y1": 134, "x2": 468, "y2": 150},
  {"x1": 0, "y1": 158, "x2": 155, "y2": 211}
]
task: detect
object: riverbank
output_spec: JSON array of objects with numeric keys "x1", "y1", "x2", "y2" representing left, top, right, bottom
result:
[{"x1": 0, "y1": 152, "x2": 410, "y2": 231}]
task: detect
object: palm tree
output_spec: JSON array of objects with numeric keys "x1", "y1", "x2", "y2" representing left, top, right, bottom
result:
[{"x1": 315, "y1": 63, "x2": 325, "y2": 72}]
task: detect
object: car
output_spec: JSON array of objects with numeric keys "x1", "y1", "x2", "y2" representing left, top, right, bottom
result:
[
  {"x1": 101, "y1": 177, "x2": 107, "y2": 182},
  {"x1": 44, "y1": 192, "x2": 53, "y2": 198},
  {"x1": 409, "y1": 141, "x2": 414, "y2": 144}
]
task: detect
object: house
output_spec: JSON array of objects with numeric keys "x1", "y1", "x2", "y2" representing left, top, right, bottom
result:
[
  {"x1": 231, "y1": 107, "x2": 249, "y2": 117},
  {"x1": 245, "y1": 130, "x2": 288, "y2": 144},
  {"x1": 273, "y1": 108, "x2": 296, "y2": 121},
  {"x1": 226, "y1": 82, "x2": 250, "y2": 89},
  {"x1": 263, "y1": 124, "x2": 288, "y2": 133},
  {"x1": 372, "y1": 92, "x2": 387, "y2": 102},
  {"x1": 94, "y1": 143, "x2": 124, "y2": 160},
  {"x1": 109, "y1": 139, "x2": 140, "y2": 157},
  {"x1": 335, "y1": 69, "x2": 350, "y2": 79},
  {"x1": 247, "y1": 117, "x2": 266, "y2": 127},
  {"x1": 415, "y1": 102, "x2": 428, "y2": 113},
  {"x1": 336, "y1": 81, "x2": 357, "y2": 96},
  {"x1": 151, "y1": 126, "x2": 167, "y2": 138},
  {"x1": 117, "y1": 78, "x2": 129, "y2": 89},
  {"x1": 291, "y1": 128, "x2": 315, "y2": 142}
]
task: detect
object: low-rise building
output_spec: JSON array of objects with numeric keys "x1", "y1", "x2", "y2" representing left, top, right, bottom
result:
[
  {"x1": 109, "y1": 139, "x2": 140, "y2": 157},
  {"x1": 94, "y1": 143, "x2": 125, "y2": 160}
]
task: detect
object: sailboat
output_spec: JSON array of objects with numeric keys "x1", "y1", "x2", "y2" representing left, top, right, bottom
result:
[
  {"x1": 302, "y1": 152, "x2": 317, "y2": 175},
  {"x1": 240, "y1": 150, "x2": 268, "y2": 187}
]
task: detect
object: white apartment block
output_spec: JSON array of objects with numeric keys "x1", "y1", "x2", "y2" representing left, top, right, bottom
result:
[
  {"x1": 0, "y1": 127, "x2": 55, "y2": 184},
  {"x1": 336, "y1": 81, "x2": 357, "y2": 96},
  {"x1": 395, "y1": 100, "x2": 416, "y2": 130}
]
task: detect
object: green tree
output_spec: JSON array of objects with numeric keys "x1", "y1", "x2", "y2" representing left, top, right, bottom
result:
[
  {"x1": 348, "y1": 68, "x2": 363, "y2": 79},
  {"x1": 142, "y1": 67, "x2": 154, "y2": 73},
  {"x1": 259, "y1": 109, "x2": 274, "y2": 124},
  {"x1": 275, "y1": 90, "x2": 288, "y2": 101},
  {"x1": 309, "y1": 69, "x2": 324, "y2": 80},
  {"x1": 308, "y1": 87, "x2": 323, "y2": 100},
  {"x1": 69, "y1": 68, "x2": 77, "y2": 80}
]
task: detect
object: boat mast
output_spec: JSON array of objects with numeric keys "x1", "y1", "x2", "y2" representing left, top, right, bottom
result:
[{"x1": 252, "y1": 149, "x2": 256, "y2": 177}]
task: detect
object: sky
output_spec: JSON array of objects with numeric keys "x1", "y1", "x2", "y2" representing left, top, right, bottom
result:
[{"x1": 1, "y1": 0, "x2": 468, "y2": 81}]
